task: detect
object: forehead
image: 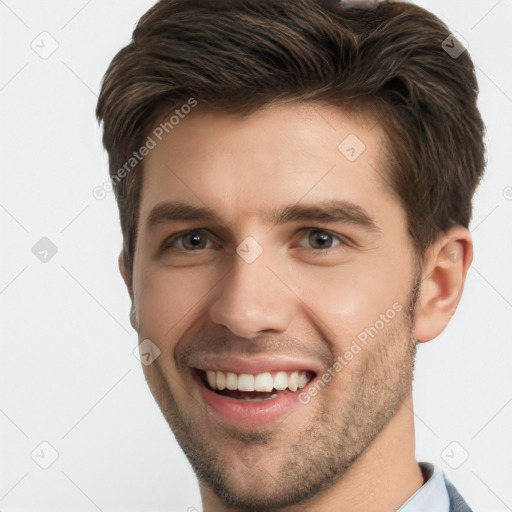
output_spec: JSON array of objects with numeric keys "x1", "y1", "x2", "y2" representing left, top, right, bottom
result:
[{"x1": 138, "y1": 101, "x2": 396, "y2": 228}]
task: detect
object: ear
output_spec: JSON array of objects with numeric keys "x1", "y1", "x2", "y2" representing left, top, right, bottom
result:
[
  {"x1": 118, "y1": 251, "x2": 137, "y2": 330},
  {"x1": 413, "y1": 226, "x2": 473, "y2": 343}
]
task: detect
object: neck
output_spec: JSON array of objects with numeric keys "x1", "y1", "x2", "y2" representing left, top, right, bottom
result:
[{"x1": 200, "y1": 388, "x2": 423, "y2": 512}]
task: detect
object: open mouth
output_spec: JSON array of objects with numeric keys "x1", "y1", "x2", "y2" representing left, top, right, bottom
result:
[{"x1": 196, "y1": 369, "x2": 316, "y2": 401}]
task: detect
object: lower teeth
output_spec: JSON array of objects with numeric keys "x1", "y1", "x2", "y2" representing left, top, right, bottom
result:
[
  {"x1": 214, "y1": 389, "x2": 279, "y2": 401},
  {"x1": 234, "y1": 394, "x2": 278, "y2": 401}
]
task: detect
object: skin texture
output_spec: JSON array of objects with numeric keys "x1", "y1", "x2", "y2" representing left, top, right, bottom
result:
[{"x1": 119, "y1": 102, "x2": 473, "y2": 511}]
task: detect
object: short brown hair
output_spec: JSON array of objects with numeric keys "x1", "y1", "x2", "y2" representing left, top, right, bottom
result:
[{"x1": 96, "y1": 0, "x2": 486, "y2": 285}]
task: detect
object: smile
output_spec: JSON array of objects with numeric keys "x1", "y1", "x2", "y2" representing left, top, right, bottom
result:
[
  {"x1": 194, "y1": 367, "x2": 318, "y2": 425},
  {"x1": 204, "y1": 369, "x2": 313, "y2": 395}
]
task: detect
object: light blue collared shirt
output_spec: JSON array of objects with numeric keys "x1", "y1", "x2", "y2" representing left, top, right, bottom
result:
[{"x1": 397, "y1": 463, "x2": 450, "y2": 512}]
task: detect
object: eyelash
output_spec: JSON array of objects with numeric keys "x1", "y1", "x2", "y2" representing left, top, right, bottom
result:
[{"x1": 160, "y1": 228, "x2": 350, "y2": 255}]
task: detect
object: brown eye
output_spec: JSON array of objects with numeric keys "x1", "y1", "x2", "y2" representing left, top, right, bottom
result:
[
  {"x1": 181, "y1": 231, "x2": 208, "y2": 250},
  {"x1": 307, "y1": 230, "x2": 335, "y2": 250},
  {"x1": 162, "y1": 229, "x2": 214, "y2": 252},
  {"x1": 295, "y1": 228, "x2": 351, "y2": 255}
]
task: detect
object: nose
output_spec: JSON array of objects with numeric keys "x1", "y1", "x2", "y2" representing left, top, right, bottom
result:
[{"x1": 209, "y1": 250, "x2": 294, "y2": 338}]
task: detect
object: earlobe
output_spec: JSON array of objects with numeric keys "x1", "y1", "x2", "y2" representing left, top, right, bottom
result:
[{"x1": 413, "y1": 227, "x2": 473, "y2": 343}]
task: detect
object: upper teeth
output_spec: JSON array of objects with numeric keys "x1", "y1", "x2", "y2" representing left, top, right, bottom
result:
[{"x1": 205, "y1": 370, "x2": 311, "y2": 392}]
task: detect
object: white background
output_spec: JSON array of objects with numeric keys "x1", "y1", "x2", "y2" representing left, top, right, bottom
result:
[{"x1": 1, "y1": 1, "x2": 511, "y2": 510}]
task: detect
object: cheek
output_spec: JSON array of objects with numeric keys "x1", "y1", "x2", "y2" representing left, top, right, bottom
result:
[
  {"x1": 135, "y1": 267, "x2": 216, "y2": 346},
  {"x1": 293, "y1": 258, "x2": 408, "y2": 344}
]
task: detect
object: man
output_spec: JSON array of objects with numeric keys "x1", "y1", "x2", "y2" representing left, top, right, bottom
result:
[{"x1": 96, "y1": 0, "x2": 485, "y2": 510}]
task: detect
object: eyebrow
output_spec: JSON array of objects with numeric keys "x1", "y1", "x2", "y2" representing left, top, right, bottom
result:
[{"x1": 145, "y1": 200, "x2": 381, "y2": 233}]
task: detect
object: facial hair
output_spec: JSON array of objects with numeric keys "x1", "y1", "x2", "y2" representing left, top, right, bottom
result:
[{"x1": 141, "y1": 279, "x2": 421, "y2": 511}]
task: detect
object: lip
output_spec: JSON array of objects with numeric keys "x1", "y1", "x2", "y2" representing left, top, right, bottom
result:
[
  {"x1": 192, "y1": 355, "x2": 322, "y2": 375},
  {"x1": 193, "y1": 367, "x2": 317, "y2": 427}
]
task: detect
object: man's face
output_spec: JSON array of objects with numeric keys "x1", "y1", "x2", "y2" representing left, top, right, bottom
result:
[{"x1": 130, "y1": 102, "x2": 419, "y2": 508}]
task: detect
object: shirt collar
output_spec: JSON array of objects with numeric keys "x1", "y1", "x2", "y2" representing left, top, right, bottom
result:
[{"x1": 397, "y1": 462, "x2": 450, "y2": 512}]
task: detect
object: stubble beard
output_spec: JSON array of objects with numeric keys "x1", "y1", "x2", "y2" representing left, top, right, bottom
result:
[{"x1": 143, "y1": 278, "x2": 421, "y2": 511}]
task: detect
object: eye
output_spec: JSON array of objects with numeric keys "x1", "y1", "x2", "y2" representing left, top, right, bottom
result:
[
  {"x1": 298, "y1": 229, "x2": 347, "y2": 252},
  {"x1": 160, "y1": 227, "x2": 349, "y2": 255},
  {"x1": 162, "y1": 229, "x2": 216, "y2": 252}
]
